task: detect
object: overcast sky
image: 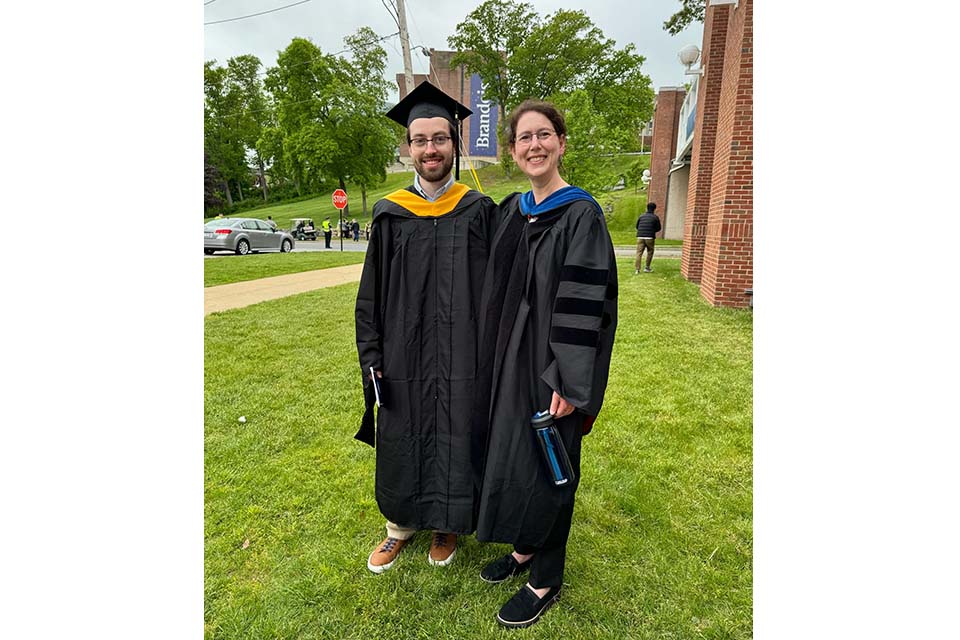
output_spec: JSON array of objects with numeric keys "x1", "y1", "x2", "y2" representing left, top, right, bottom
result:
[{"x1": 204, "y1": 0, "x2": 703, "y2": 103}]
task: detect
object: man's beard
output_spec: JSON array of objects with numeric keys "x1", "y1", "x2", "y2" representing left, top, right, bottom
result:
[{"x1": 414, "y1": 152, "x2": 454, "y2": 183}]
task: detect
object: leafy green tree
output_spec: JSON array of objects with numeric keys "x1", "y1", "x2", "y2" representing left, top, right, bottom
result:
[
  {"x1": 448, "y1": 0, "x2": 539, "y2": 176},
  {"x1": 265, "y1": 38, "x2": 338, "y2": 196},
  {"x1": 448, "y1": 0, "x2": 538, "y2": 126},
  {"x1": 263, "y1": 32, "x2": 398, "y2": 214},
  {"x1": 204, "y1": 61, "x2": 247, "y2": 206},
  {"x1": 508, "y1": 10, "x2": 607, "y2": 103},
  {"x1": 449, "y1": 4, "x2": 654, "y2": 187},
  {"x1": 205, "y1": 55, "x2": 275, "y2": 207},
  {"x1": 332, "y1": 28, "x2": 403, "y2": 217},
  {"x1": 584, "y1": 45, "x2": 655, "y2": 145},
  {"x1": 204, "y1": 152, "x2": 224, "y2": 213},
  {"x1": 554, "y1": 90, "x2": 622, "y2": 202},
  {"x1": 625, "y1": 158, "x2": 646, "y2": 194},
  {"x1": 226, "y1": 55, "x2": 271, "y2": 201},
  {"x1": 663, "y1": 0, "x2": 705, "y2": 35},
  {"x1": 256, "y1": 125, "x2": 289, "y2": 191}
]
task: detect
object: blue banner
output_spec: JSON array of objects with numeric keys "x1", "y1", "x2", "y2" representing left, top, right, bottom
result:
[{"x1": 469, "y1": 73, "x2": 498, "y2": 157}]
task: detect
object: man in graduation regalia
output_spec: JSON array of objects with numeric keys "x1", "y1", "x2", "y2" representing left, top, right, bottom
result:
[{"x1": 354, "y1": 81, "x2": 500, "y2": 574}]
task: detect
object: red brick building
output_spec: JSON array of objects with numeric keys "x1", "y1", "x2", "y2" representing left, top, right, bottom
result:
[
  {"x1": 651, "y1": 0, "x2": 753, "y2": 308},
  {"x1": 646, "y1": 88, "x2": 686, "y2": 239}
]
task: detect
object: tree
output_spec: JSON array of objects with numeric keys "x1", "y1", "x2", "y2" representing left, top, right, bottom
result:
[
  {"x1": 452, "y1": 5, "x2": 653, "y2": 125},
  {"x1": 204, "y1": 152, "x2": 224, "y2": 213},
  {"x1": 554, "y1": 90, "x2": 623, "y2": 201},
  {"x1": 205, "y1": 55, "x2": 275, "y2": 207},
  {"x1": 448, "y1": 4, "x2": 654, "y2": 186},
  {"x1": 334, "y1": 28, "x2": 403, "y2": 217},
  {"x1": 508, "y1": 10, "x2": 607, "y2": 103},
  {"x1": 448, "y1": 0, "x2": 539, "y2": 176},
  {"x1": 204, "y1": 61, "x2": 247, "y2": 207},
  {"x1": 625, "y1": 158, "x2": 646, "y2": 194},
  {"x1": 226, "y1": 55, "x2": 271, "y2": 201},
  {"x1": 265, "y1": 38, "x2": 338, "y2": 197},
  {"x1": 663, "y1": 0, "x2": 705, "y2": 35},
  {"x1": 263, "y1": 32, "x2": 398, "y2": 213},
  {"x1": 448, "y1": 0, "x2": 538, "y2": 126}
]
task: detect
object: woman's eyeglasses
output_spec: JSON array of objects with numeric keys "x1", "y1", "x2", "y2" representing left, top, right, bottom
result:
[{"x1": 514, "y1": 130, "x2": 556, "y2": 146}]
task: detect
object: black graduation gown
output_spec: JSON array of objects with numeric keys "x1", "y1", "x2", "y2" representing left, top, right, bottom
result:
[
  {"x1": 354, "y1": 183, "x2": 500, "y2": 534},
  {"x1": 474, "y1": 193, "x2": 618, "y2": 547}
]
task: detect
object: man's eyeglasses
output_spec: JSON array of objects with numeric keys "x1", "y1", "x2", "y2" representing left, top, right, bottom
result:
[
  {"x1": 409, "y1": 135, "x2": 452, "y2": 149},
  {"x1": 514, "y1": 130, "x2": 557, "y2": 146}
]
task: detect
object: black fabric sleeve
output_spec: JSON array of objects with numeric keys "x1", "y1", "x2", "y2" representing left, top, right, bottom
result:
[
  {"x1": 540, "y1": 207, "x2": 615, "y2": 411},
  {"x1": 354, "y1": 216, "x2": 384, "y2": 447},
  {"x1": 355, "y1": 219, "x2": 383, "y2": 375}
]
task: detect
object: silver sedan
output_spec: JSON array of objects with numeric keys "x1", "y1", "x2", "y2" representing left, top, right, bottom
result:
[{"x1": 204, "y1": 218, "x2": 296, "y2": 255}]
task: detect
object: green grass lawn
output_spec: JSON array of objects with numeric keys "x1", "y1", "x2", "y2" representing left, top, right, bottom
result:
[
  {"x1": 204, "y1": 252, "x2": 367, "y2": 288},
  {"x1": 204, "y1": 257, "x2": 752, "y2": 639}
]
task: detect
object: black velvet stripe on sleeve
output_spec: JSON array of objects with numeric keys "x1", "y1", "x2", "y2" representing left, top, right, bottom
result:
[
  {"x1": 606, "y1": 281, "x2": 618, "y2": 300},
  {"x1": 550, "y1": 326, "x2": 600, "y2": 347},
  {"x1": 554, "y1": 297, "x2": 604, "y2": 317},
  {"x1": 560, "y1": 264, "x2": 608, "y2": 286}
]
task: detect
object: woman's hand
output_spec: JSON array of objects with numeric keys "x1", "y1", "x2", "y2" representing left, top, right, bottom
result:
[{"x1": 549, "y1": 391, "x2": 575, "y2": 418}]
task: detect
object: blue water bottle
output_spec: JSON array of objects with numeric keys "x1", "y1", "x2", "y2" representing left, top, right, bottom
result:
[{"x1": 531, "y1": 410, "x2": 576, "y2": 486}]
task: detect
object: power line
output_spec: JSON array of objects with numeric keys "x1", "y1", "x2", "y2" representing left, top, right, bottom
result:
[
  {"x1": 207, "y1": 31, "x2": 399, "y2": 78},
  {"x1": 204, "y1": 0, "x2": 217, "y2": 5},
  {"x1": 205, "y1": 0, "x2": 313, "y2": 26},
  {"x1": 380, "y1": 0, "x2": 400, "y2": 29}
]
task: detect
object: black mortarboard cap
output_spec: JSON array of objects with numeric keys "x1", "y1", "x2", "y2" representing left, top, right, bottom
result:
[{"x1": 385, "y1": 80, "x2": 472, "y2": 128}]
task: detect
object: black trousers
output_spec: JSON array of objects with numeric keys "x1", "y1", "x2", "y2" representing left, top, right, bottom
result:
[
  {"x1": 324, "y1": 231, "x2": 332, "y2": 248},
  {"x1": 513, "y1": 497, "x2": 576, "y2": 589}
]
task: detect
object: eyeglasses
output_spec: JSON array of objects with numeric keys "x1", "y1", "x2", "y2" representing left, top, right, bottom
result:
[
  {"x1": 514, "y1": 130, "x2": 557, "y2": 146},
  {"x1": 409, "y1": 135, "x2": 452, "y2": 149}
]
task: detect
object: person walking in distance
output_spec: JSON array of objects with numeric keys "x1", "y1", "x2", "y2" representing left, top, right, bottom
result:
[
  {"x1": 634, "y1": 202, "x2": 662, "y2": 273},
  {"x1": 354, "y1": 81, "x2": 501, "y2": 575}
]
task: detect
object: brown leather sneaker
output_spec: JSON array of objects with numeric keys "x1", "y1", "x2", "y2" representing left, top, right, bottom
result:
[
  {"x1": 367, "y1": 536, "x2": 408, "y2": 574},
  {"x1": 428, "y1": 532, "x2": 458, "y2": 566}
]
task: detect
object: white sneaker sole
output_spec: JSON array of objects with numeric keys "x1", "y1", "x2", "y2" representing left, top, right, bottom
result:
[
  {"x1": 367, "y1": 553, "x2": 397, "y2": 574},
  {"x1": 428, "y1": 548, "x2": 456, "y2": 567}
]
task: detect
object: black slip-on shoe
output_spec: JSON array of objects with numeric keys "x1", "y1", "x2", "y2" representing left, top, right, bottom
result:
[
  {"x1": 480, "y1": 553, "x2": 532, "y2": 584},
  {"x1": 496, "y1": 584, "x2": 561, "y2": 629}
]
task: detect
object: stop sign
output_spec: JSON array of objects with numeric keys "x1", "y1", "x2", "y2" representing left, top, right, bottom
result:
[{"x1": 332, "y1": 189, "x2": 348, "y2": 209}]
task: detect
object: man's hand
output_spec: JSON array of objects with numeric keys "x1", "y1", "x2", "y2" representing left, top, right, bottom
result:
[
  {"x1": 549, "y1": 391, "x2": 575, "y2": 418},
  {"x1": 370, "y1": 370, "x2": 382, "y2": 380}
]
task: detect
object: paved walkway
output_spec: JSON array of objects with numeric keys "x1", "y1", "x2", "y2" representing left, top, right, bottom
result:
[
  {"x1": 204, "y1": 263, "x2": 364, "y2": 315},
  {"x1": 204, "y1": 246, "x2": 681, "y2": 315}
]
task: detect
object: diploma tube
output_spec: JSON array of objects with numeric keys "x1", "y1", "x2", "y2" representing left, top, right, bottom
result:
[{"x1": 530, "y1": 410, "x2": 576, "y2": 486}]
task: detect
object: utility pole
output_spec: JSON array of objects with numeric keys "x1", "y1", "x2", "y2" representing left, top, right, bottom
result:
[{"x1": 396, "y1": 0, "x2": 415, "y2": 95}]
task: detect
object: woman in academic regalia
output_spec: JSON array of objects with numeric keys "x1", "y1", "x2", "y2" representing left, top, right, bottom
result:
[{"x1": 472, "y1": 100, "x2": 618, "y2": 628}]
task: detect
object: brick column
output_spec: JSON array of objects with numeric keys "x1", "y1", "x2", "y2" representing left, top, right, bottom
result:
[
  {"x1": 647, "y1": 88, "x2": 685, "y2": 237},
  {"x1": 681, "y1": 3, "x2": 731, "y2": 283},
  {"x1": 700, "y1": 0, "x2": 753, "y2": 308}
]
